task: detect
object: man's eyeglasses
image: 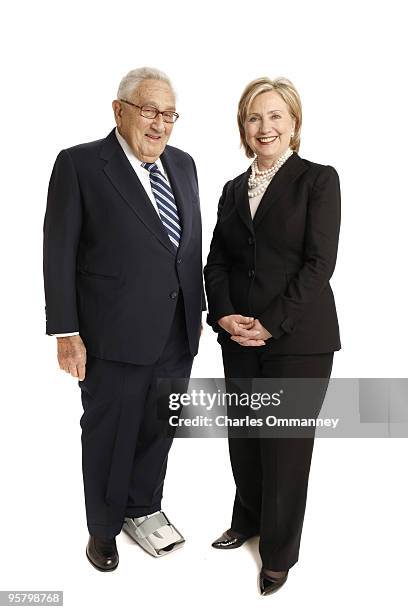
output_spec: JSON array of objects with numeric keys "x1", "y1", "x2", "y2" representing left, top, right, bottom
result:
[{"x1": 120, "y1": 99, "x2": 179, "y2": 123}]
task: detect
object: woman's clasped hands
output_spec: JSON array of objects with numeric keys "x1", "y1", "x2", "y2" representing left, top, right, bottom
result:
[{"x1": 217, "y1": 315, "x2": 272, "y2": 346}]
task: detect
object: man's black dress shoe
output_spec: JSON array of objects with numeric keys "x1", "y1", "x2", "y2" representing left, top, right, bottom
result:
[
  {"x1": 211, "y1": 529, "x2": 253, "y2": 549},
  {"x1": 86, "y1": 535, "x2": 119, "y2": 572},
  {"x1": 259, "y1": 568, "x2": 288, "y2": 596}
]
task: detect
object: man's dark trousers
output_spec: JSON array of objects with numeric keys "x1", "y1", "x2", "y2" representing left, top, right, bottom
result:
[{"x1": 79, "y1": 294, "x2": 192, "y2": 539}]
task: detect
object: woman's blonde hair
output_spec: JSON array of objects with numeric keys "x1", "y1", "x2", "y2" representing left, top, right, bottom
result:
[{"x1": 237, "y1": 76, "x2": 302, "y2": 157}]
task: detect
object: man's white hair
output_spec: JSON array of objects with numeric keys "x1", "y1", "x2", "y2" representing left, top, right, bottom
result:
[{"x1": 117, "y1": 67, "x2": 175, "y2": 100}]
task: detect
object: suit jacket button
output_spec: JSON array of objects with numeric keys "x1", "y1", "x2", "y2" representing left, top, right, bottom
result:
[
  {"x1": 177, "y1": 258, "x2": 182, "y2": 264},
  {"x1": 248, "y1": 237, "x2": 254, "y2": 245},
  {"x1": 248, "y1": 269, "x2": 255, "y2": 278},
  {"x1": 170, "y1": 291, "x2": 178, "y2": 299}
]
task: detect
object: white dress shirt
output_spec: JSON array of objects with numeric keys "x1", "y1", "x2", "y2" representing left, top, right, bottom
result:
[
  {"x1": 52, "y1": 128, "x2": 169, "y2": 337},
  {"x1": 249, "y1": 191, "x2": 266, "y2": 219},
  {"x1": 114, "y1": 128, "x2": 171, "y2": 216}
]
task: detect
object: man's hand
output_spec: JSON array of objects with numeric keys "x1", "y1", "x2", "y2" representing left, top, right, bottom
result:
[
  {"x1": 218, "y1": 314, "x2": 266, "y2": 346},
  {"x1": 57, "y1": 335, "x2": 87, "y2": 381}
]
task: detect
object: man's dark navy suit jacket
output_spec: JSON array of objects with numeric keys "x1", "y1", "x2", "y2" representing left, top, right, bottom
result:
[{"x1": 43, "y1": 128, "x2": 205, "y2": 364}]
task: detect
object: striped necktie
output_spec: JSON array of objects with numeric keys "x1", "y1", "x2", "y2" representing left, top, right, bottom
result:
[{"x1": 141, "y1": 162, "x2": 182, "y2": 250}]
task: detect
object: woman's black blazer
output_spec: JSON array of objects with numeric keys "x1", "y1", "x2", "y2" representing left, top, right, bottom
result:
[{"x1": 204, "y1": 152, "x2": 341, "y2": 354}]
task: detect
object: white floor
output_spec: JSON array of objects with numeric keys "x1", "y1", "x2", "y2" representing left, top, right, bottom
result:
[{"x1": 3, "y1": 431, "x2": 406, "y2": 611}]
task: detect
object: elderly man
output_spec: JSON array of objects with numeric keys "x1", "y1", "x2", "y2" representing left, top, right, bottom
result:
[{"x1": 43, "y1": 67, "x2": 204, "y2": 571}]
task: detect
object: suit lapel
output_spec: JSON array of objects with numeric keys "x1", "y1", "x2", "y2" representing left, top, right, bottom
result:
[
  {"x1": 100, "y1": 129, "x2": 175, "y2": 254},
  {"x1": 252, "y1": 152, "x2": 309, "y2": 227},
  {"x1": 161, "y1": 148, "x2": 193, "y2": 255},
  {"x1": 234, "y1": 167, "x2": 254, "y2": 235}
]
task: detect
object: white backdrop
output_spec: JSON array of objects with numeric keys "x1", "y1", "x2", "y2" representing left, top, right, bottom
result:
[{"x1": 1, "y1": 0, "x2": 407, "y2": 609}]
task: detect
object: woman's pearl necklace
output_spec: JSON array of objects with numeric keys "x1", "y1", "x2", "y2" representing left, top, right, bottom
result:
[{"x1": 248, "y1": 148, "x2": 294, "y2": 198}]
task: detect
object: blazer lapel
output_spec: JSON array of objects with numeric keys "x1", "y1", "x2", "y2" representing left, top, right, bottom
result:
[
  {"x1": 252, "y1": 152, "x2": 309, "y2": 227},
  {"x1": 234, "y1": 167, "x2": 254, "y2": 235},
  {"x1": 161, "y1": 148, "x2": 193, "y2": 255},
  {"x1": 100, "y1": 129, "x2": 175, "y2": 254}
]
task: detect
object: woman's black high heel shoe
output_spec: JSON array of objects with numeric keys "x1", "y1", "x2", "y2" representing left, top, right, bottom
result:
[
  {"x1": 211, "y1": 529, "x2": 252, "y2": 549},
  {"x1": 259, "y1": 568, "x2": 288, "y2": 595}
]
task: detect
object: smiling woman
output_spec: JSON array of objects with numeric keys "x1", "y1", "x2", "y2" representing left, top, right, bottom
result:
[
  {"x1": 204, "y1": 75, "x2": 341, "y2": 596},
  {"x1": 238, "y1": 76, "x2": 302, "y2": 158},
  {"x1": 244, "y1": 91, "x2": 296, "y2": 171}
]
